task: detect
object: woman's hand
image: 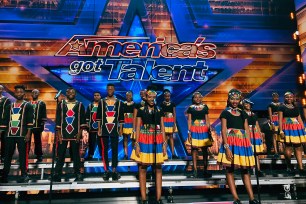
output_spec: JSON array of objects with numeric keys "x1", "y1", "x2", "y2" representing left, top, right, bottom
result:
[
  {"x1": 135, "y1": 143, "x2": 140, "y2": 158},
  {"x1": 225, "y1": 148, "x2": 233, "y2": 161}
]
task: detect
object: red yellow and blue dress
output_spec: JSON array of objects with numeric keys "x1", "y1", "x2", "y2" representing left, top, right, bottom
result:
[
  {"x1": 217, "y1": 108, "x2": 255, "y2": 169},
  {"x1": 278, "y1": 104, "x2": 306, "y2": 145},
  {"x1": 245, "y1": 111, "x2": 264, "y2": 153},
  {"x1": 122, "y1": 101, "x2": 135, "y2": 138},
  {"x1": 185, "y1": 104, "x2": 212, "y2": 148},
  {"x1": 268, "y1": 102, "x2": 282, "y2": 142},
  {"x1": 130, "y1": 106, "x2": 168, "y2": 164},
  {"x1": 160, "y1": 101, "x2": 177, "y2": 134}
]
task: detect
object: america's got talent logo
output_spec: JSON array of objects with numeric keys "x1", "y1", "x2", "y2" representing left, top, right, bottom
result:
[{"x1": 55, "y1": 35, "x2": 217, "y2": 82}]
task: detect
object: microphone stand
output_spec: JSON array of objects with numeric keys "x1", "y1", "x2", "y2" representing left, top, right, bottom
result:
[
  {"x1": 252, "y1": 124, "x2": 261, "y2": 203},
  {"x1": 49, "y1": 95, "x2": 60, "y2": 204}
]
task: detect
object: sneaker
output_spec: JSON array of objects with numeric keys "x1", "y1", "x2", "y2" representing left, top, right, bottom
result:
[
  {"x1": 36, "y1": 156, "x2": 43, "y2": 163},
  {"x1": 193, "y1": 170, "x2": 198, "y2": 178},
  {"x1": 52, "y1": 174, "x2": 61, "y2": 182},
  {"x1": 17, "y1": 174, "x2": 30, "y2": 183},
  {"x1": 249, "y1": 199, "x2": 260, "y2": 204},
  {"x1": 203, "y1": 171, "x2": 212, "y2": 178},
  {"x1": 256, "y1": 170, "x2": 266, "y2": 177},
  {"x1": 233, "y1": 200, "x2": 241, "y2": 204},
  {"x1": 74, "y1": 173, "x2": 84, "y2": 182},
  {"x1": 102, "y1": 171, "x2": 111, "y2": 181},
  {"x1": 112, "y1": 171, "x2": 121, "y2": 181}
]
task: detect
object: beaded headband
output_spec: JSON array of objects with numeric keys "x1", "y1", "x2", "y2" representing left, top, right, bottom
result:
[
  {"x1": 228, "y1": 89, "x2": 241, "y2": 99},
  {"x1": 147, "y1": 90, "x2": 157, "y2": 96},
  {"x1": 242, "y1": 98, "x2": 254, "y2": 105},
  {"x1": 193, "y1": 91, "x2": 202, "y2": 97},
  {"x1": 284, "y1": 91, "x2": 294, "y2": 96},
  {"x1": 272, "y1": 92, "x2": 279, "y2": 97}
]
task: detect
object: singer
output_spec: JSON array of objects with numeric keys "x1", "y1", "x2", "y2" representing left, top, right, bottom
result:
[
  {"x1": 217, "y1": 89, "x2": 259, "y2": 204},
  {"x1": 53, "y1": 87, "x2": 87, "y2": 182},
  {"x1": 130, "y1": 89, "x2": 167, "y2": 204}
]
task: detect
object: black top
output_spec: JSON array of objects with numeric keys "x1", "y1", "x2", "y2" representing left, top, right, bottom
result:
[
  {"x1": 245, "y1": 111, "x2": 257, "y2": 126},
  {"x1": 123, "y1": 101, "x2": 136, "y2": 113},
  {"x1": 0, "y1": 96, "x2": 11, "y2": 127},
  {"x1": 56, "y1": 100, "x2": 87, "y2": 139},
  {"x1": 187, "y1": 104, "x2": 208, "y2": 121},
  {"x1": 137, "y1": 106, "x2": 163, "y2": 125},
  {"x1": 278, "y1": 104, "x2": 300, "y2": 118},
  {"x1": 135, "y1": 100, "x2": 146, "y2": 110},
  {"x1": 96, "y1": 97, "x2": 124, "y2": 136},
  {"x1": 220, "y1": 108, "x2": 248, "y2": 129},
  {"x1": 160, "y1": 101, "x2": 176, "y2": 114},
  {"x1": 85, "y1": 102, "x2": 99, "y2": 132},
  {"x1": 268, "y1": 102, "x2": 281, "y2": 113},
  {"x1": 31, "y1": 100, "x2": 47, "y2": 130},
  {"x1": 3, "y1": 101, "x2": 34, "y2": 137}
]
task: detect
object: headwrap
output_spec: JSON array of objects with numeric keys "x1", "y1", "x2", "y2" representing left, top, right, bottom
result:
[
  {"x1": 193, "y1": 91, "x2": 202, "y2": 97},
  {"x1": 147, "y1": 90, "x2": 157, "y2": 96},
  {"x1": 242, "y1": 98, "x2": 254, "y2": 105},
  {"x1": 284, "y1": 91, "x2": 294, "y2": 96},
  {"x1": 272, "y1": 92, "x2": 279, "y2": 97},
  {"x1": 228, "y1": 89, "x2": 241, "y2": 99}
]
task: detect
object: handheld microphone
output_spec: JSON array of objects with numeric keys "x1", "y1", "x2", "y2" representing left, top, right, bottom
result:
[{"x1": 54, "y1": 90, "x2": 62, "y2": 100}]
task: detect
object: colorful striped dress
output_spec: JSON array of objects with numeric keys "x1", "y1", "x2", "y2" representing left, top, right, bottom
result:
[
  {"x1": 245, "y1": 111, "x2": 264, "y2": 153},
  {"x1": 130, "y1": 106, "x2": 168, "y2": 164},
  {"x1": 160, "y1": 101, "x2": 177, "y2": 134},
  {"x1": 268, "y1": 102, "x2": 283, "y2": 142},
  {"x1": 122, "y1": 101, "x2": 135, "y2": 136},
  {"x1": 185, "y1": 104, "x2": 212, "y2": 148},
  {"x1": 217, "y1": 108, "x2": 255, "y2": 169},
  {"x1": 279, "y1": 104, "x2": 306, "y2": 145}
]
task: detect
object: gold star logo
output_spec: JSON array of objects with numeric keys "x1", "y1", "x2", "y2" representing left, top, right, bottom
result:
[{"x1": 69, "y1": 39, "x2": 84, "y2": 51}]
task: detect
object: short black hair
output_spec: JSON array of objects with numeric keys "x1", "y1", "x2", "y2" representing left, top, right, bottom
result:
[
  {"x1": 94, "y1": 91, "x2": 101, "y2": 95},
  {"x1": 107, "y1": 83, "x2": 115, "y2": 87},
  {"x1": 14, "y1": 85, "x2": 26, "y2": 91},
  {"x1": 163, "y1": 89, "x2": 171, "y2": 95}
]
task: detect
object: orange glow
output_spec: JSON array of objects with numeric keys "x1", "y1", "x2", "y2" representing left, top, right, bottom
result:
[
  {"x1": 290, "y1": 12, "x2": 294, "y2": 20},
  {"x1": 296, "y1": 54, "x2": 301, "y2": 62}
]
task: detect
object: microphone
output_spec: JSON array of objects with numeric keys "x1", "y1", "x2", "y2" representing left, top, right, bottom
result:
[{"x1": 54, "y1": 90, "x2": 62, "y2": 100}]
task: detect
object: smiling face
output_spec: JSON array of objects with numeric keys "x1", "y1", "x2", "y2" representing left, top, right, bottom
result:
[
  {"x1": 15, "y1": 88, "x2": 25, "y2": 101},
  {"x1": 284, "y1": 94, "x2": 294, "y2": 104},
  {"x1": 146, "y1": 93, "x2": 156, "y2": 107},
  {"x1": 126, "y1": 92, "x2": 133, "y2": 102},
  {"x1": 193, "y1": 93, "x2": 202, "y2": 105},
  {"x1": 66, "y1": 89, "x2": 76, "y2": 101},
  {"x1": 228, "y1": 94, "x2": 240, "y2": 108},
  {"x1": 32, "y1": 89, "x2": 39, "y2": 100},
  {"x1": 107, "y1": 85, "x2": 115, "y2": 97},
  {"x1": 272, "y1": 95, "x2": 279, "y2": 103},
  {"x1": 93, "y1": 92, "x2": 101, "y2": 102},
  {"x1": 243, "y1": 102, "x2": 251, "y2": 111}
]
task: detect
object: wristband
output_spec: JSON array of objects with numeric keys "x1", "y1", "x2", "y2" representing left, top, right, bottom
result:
[{"x1": 223, "y1": 144, "x2": 229, "y2": 149}]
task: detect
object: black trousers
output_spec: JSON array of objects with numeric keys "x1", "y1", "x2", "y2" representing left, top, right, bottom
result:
[
  {"x1": 55, "y1": 140, "x2": 81, "y2": 175},
  {"x1": 98, "y1": 136, "x2": 118, "y2": 171},
  {"x1": 28, "y1": 129, "x2": 43, "y2": 156},
  {"x1": 3, "y1": 137, "x2": 28, "y2": 176},
  {"x1": 0, "y1": 130, "x2": 6, "y2": 159},
  {"x1": 88, "y1": 132, "x2": 97, "y2": 156}
]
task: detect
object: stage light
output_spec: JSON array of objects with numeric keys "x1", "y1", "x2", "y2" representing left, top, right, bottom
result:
[
  {"x1": 302, "y1": 98, "x2": 306, "y2": 106},
  {"x1": 302, "y1": 74, "x2": 305, "y2": 80},
  {"x1": 296, "y1": 54, "x2": 301, "y2": 62},
  {"x1": 299, "y1": 76, "x2": 303, "y2": 84}
]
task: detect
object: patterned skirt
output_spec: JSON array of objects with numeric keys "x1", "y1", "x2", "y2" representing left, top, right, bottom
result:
[
  {"x1": 123, "y1": 113, "x2": 133, "y2": 135},
  {"x1": 249, "y1": 125, "x2": 264, "y2": 153},
  {"x1": 282, "y1": 117, "x2": 306, "y2": 145},
  {"x1": 185, "y1": 119, "x2": 212, "y2": 148},
  {"x1": 130, "y1": 125, "x2": 168, "y2": 165},
  {"x1": 164, "y1": 112, "x2": 177, "y2": 134},
  {"x1": 217, "y1": 128, "x2": 255, "y2": 169}
]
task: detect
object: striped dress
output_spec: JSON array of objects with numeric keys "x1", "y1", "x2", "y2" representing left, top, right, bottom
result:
[
  {"x1": 130, "y1": 106, "x2": 168, "y2": 164},
  {"x1": 122, "y1": 101, "x2": 135, "y2": 136},
  {"x1": 268, "y1": 102, "x2": 283, "y2": 142},
  {"x1": 160, "y1": 101, "x2": 177, "y2": 134},
  {"x1": 279, "y1": 104, "x2": 306, "y2": 145},
  {"x1": 245, "y1": 111, "x2": 264, "y2": 153},
  {"x1": 217, "y1": 108, "x2": 255, "y2": 169},
  {"x1": 185, "y1": 104, "x2": 212, "y2": 148}
]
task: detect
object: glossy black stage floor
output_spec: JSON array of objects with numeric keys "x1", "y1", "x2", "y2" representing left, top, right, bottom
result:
[{"x1": 0, "y1": 157, "x2": 306, "y2": 203}]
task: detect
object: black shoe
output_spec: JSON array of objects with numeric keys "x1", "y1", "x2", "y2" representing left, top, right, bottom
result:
[
  {"x1": 233, "y1": 200, "x2": 241, "y2": 204},
  {"x1": 18, "y1": 174, "x2": 30, "y2": 183},
  {"x1": 286, "y1": 168, "x2": 295, "y2": 176},
  {"x1": 0, "y1": 157, "x2": 4, "y2": 163},
  {"x1": 273, "y1": 153, "x2": 280, "y2": 159},
  {"x1": 299, "y1": 169, "x2": 306, "y2": 176},
  {"x1": 74, "y1": 173, "x2": 84, "y2": 182},
  {"x1": 36, "y1": 156, "x2": 43, "y2": 163},
  {"x1": 193, "y1": 170, "x2": 198, "y2": 178},
  {"x1": 112, "y1": 171, "x2": 121, "y2": 181},
  {"x1": 52, "y1": 174, "x2": 61, "y2": 182},
  {"x1": 1, "y1": 175, "x2": 8, "y2": 183},
  {"x1": 156, "y1": 199, "x2": 163, "y2": 204},
  {"x1": 249, "y1": 199, "x2": 260, "y2": 204},
  {"x1": 103, "y1": 171, "x2": 111, "y2": 181},
  {"x1": 256, "y1": 170, "x2": 266, "y2": 177},
  {"x1": 141, "y1": 200, "x2": 149, "y2": 204},
  {"x1": 123, "y1": 155, "x2": 128, "y2": 160},
  {"x1": 203, "y1": 171, "x2": 212, "y2": 178}
]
